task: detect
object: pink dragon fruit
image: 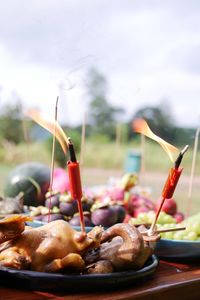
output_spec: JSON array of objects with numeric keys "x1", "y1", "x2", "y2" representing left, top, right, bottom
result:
[{"x1": 52, "y1": 168, "x2": 70, "y2": 193}]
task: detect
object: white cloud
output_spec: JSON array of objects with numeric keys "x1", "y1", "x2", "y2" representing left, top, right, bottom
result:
[{"x1": 0, "y1": 0, "x2": 200, "y2": 128}]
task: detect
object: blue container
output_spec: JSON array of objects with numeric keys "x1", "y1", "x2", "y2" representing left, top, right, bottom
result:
[{"x1": 124, "y1": 151, "x2": 141, "y2": 173}]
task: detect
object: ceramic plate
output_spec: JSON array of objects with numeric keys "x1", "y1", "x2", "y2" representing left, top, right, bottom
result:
[
  {"x1": 155, "y1": 239, "x2": 200, "y2": 260},
  {"x1": 0, "y1": 255, "x2": 158, "y2": 291},
  {"x1": 26, "y1": 220, "x2": 95, "y2": 232},
  {"x1": 0, "y1": 220, "x2": 158, "y2": 290}
]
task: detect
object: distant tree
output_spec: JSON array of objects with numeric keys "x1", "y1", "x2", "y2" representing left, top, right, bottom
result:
[
  {"x1": 172, "y1": 127, "x2": 196, "y2": 147},
  {"x1": 86, "y1": 68, "x2": 124, "y2": 139},
  {"x1": 0, "y1": 100, "x2": 24, "y2": 144}
]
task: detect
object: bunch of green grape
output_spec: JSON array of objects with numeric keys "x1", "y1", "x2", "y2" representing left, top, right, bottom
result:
[
  {"x1": 159, "y1": 221, "x2": 200, "y2": 241},
  {"x1": 129, "y1": 211, "x2": 200, "y2": 241},
  {"x1": 172, "y1": 213, "x2": 200, "y2": 241},
  {"x1": 129, "y1": 210, "x2": 176, "y2": 226}
]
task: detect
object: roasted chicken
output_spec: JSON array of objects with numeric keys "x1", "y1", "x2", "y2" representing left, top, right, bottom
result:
[
  {"x1": 0, "y1": 215, "x2": 103, "y2": 273},
  {"x1": 0, "y1": 215, "x2": 159, "y2": 274}
]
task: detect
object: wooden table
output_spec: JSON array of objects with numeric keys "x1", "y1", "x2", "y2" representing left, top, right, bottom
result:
[{"x1": 0, "y1": 260, "x2": 200, "y2": 300}]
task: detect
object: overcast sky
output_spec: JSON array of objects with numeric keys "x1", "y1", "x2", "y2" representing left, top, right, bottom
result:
[{"x1": 0, "y1": 0, "x2": 200, "y2": 127}]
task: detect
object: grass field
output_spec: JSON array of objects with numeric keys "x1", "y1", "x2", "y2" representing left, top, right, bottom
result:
[
  {"x1": 82, "y1": 139, "x2": 200, "y2": 174},
  {"x1": 0, "y1": 139, "x2": 199, "y2": 217}
]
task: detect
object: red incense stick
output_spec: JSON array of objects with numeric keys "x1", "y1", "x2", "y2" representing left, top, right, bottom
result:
[
  {"x1": 67, "y1": 138, "x2": 86, "y2": 235},
  {"x1": 149, "y1": 145, "x2": 189, "y2": 234}
]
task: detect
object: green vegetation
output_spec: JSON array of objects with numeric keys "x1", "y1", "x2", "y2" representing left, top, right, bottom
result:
[
  {"x1": 82, "y1": 139, "x2": 196, "y2": 174},
  {"x1": 0, "y1": 68, "x2": 199, "y2": 216},
  {"x1": 86, "y1": 68, "x2": 125, "y2": 139},
  {"x1": 0, "y1": 101, "x2": 24, "y2": 144},
  {"x1": 0, "y1": 139, "x2": 199, "y2": 216},
  {"x1": 0, "y1": 136, "x2": 198, "y2": 173}
]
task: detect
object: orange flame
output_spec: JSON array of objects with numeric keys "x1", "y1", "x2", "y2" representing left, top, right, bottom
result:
[
  {"x1": 132, "y1": 118, "x2": 179, "y2": 162},
  {"x1": 26, "y1": 109, "x2": 68, "y2": 154}
]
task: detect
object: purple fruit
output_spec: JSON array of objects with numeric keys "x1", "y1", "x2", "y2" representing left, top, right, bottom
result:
[
  {"x1": 42, "y1": 213, "x2": 64, "y2": 222},
  {"x1": 33, "y1": 214, "x2": 43, "y2": 221},
  {"x1": 81, "y1": 196, "x2": 93, "y2": 212},
  {"x1": 111, "y1": 205, "x2": 126, "y2": 223},
  {"x1": 91, "y1": 207, "x2": 118, "y2": 227},
  {"x1": 69, "y1": 214, "x2": 93, "y2": 227},
  {"x1": 59, "y1": 201, "x2": 78, "y2": 216},
  {"x1": 45, "y1": 194, "x2": 60, "y2": 209}
]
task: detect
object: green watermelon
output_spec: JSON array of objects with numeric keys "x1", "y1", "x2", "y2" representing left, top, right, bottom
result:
[{"x1": 4, "y1": 162, "x2": 51, "y2": 207}]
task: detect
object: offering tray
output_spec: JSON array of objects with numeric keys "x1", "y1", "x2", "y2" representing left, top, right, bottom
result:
[{"x1": 0, "y1": 255, "x2": 158, "y2": 291}]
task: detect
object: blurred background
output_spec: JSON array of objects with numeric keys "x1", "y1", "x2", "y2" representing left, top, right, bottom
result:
[{"x1": 0, "y1": 0, "x2": 199, "y2": 215}]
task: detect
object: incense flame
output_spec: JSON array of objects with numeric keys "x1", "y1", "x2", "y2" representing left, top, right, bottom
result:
[
  {"x1": 26, "y1": 109, "x2": 68, "y2": 154},
  {"x1": 132, "y1": 118, "x2": 179, "y2": 162}
]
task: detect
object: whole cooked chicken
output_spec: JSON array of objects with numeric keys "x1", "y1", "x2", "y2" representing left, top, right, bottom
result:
[
  {"x1": 0, "y1": 215, "x2": 103, "y2": 273},
  {"x1": 0, "y1": 215, "x2": 160, "y2": 274}
]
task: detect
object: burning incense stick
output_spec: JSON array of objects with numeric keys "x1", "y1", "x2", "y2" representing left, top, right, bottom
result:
[
  {"x1": 67, "y1": 138, "x2": 86, "y2": 235},
  {"x1": 26, "y1": 109, "x2": 86, "y2": 234},
  {"x1": 149, "y1": 145, "x2": 189, "y2": 235},
  {"x1": 48, "y1": 96, "x2": 59, "y2": 222},
  {"x1": 186, "y1": 128, "x2": 200, "y2": 217},
  {"x1": 80, "y1": 112, "x2": 87, "y2": 168},
  {"x1": 132, "y1": 119, "x2": 189, "y2": 236}
]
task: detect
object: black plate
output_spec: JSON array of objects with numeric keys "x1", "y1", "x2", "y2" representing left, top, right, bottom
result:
[
  {"x1": 0, "y1": 255, "x2": 159, "y2": 291},
  {"x1": 155, "y1": 238, "x2": 200, "y2": 261}
]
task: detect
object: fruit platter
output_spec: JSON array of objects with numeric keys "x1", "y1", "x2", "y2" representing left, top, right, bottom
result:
[
  {"x1": 0, "y1": 115, "x2": 199, "y2": 295},
  {"x1": 2, "y1": 157, "x2": 200, "y2": 263}
]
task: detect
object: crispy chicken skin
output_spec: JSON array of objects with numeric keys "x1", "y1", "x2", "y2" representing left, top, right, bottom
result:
[
  {"x1": 0, "y1": 217, "x2": 103, "y2": 273},
  {"x1": 0, "y1": 215, "x2": 159, "y2": 274}
]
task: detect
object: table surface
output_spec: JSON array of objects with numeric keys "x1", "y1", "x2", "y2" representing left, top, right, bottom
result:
[{"x1": 0, "y1": 259, "x2": 200, "y2": 300}]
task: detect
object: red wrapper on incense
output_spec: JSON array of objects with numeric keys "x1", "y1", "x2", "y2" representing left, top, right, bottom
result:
[
  {"x1": 67, "y1": 161, "x2": 83, "y2": 200},
  {"x1": 67, "y1": 138, "x2": 86, "y2": 235},
  {"x1": 162, "y1": 167, "x2": 183, "y2": 199},
  {"x1": 149, "y1": 145, "x2": 189, "y2": 235}
]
